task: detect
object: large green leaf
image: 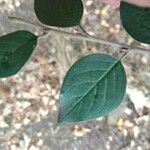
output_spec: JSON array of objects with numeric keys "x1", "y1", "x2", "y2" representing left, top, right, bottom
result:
[
  {"x1": 34, "y1": 0, "x2": 83, "y2": 27},
  {"x1": 0, "y1": 30, "x2": 37, "y2": 78},
  {"x1": 58, "y1": 54, "x2": 126, "y2": 123},
  {"x1": 120, "y1": 2, "x2": 150, "y2": 44}
]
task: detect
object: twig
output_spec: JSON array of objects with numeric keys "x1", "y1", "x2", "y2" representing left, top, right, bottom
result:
[
  {"x1": 8, "y1": 16, "x2": 150, "y2": 53},
  {"x1": 8, "y1": 16, "x2": 44, "y2": 29},
  {"x1": 78, "y1": 24, "x2": 89, "y2": 36}
]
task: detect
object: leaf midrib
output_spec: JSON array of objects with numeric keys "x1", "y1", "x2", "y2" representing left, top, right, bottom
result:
[{"x1": 58, "y1": 59, "x2": 121, "y2": 122}]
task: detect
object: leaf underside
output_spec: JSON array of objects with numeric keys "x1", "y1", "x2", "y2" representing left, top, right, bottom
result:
[
  {"x1": 0, "y1": 30, "x2": 37, "y2": 78},
  {"x1": 58, "y1": 54, "x2": 126, "y2": 123},
  {"x1": 34, "y1": 0, "x2": 83, "y2": 27},
  {"x1": 120, "y1": 2, "x2": 150, "y2": 44}
]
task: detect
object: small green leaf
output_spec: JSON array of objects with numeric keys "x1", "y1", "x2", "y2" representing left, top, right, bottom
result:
[
  {"x1": 34, "y1": 0, "x2": 83, "y2": 27},
  {"x1": 120, "y1": 2, "x2": 150, "y2": 44},
  {"x1": 58, "y1": 54, "x2": 126, "y2": 123},
  {"x1": 0, "y1": 30, "x2": 37, "y2": 78}
]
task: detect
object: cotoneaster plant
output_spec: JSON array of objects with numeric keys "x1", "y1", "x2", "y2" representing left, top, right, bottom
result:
[{"x1": 0, "y1": 0, "x2": 150, "y2": 124}]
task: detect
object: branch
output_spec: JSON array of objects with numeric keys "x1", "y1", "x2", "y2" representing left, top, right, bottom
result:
[{"x1": 8, "y1": 16, "x2": 150, "y2": 53}]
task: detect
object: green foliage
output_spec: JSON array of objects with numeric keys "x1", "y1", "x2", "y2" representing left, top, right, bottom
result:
[
  {"x1": 120, "y1": 2, "x2": 150, "y2": 44},
  {"x1": 34, "y1": 0, "x2": 83, "y2": 27},
  {"x1": 58, "y1": 54, "x2": 126, "y2": 123},
  {"x1": 0, "y1": 31, "x2": 37, "y2": 78},
  {"x1": 1, "y1": 1, "x2": 149, "y2": 124}
]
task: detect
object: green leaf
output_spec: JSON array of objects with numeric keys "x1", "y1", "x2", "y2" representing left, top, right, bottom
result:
[
  {"x1": 58, "y1": 54, "x2": 126, "y2": 123},
  {"x1": 34, "y1": 0, "x2": 83, "y2": 27},
  {"x1": 120, "y1": 2, "x2": 150, "y2": 44},
  {"x1": 0, "y1": 30, "x2": 37, "y2": 78}
]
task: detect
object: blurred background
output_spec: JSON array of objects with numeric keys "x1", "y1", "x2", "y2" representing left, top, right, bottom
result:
[{"x1": 0, "y1": 0, "x2": 150, "y2": 150}]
